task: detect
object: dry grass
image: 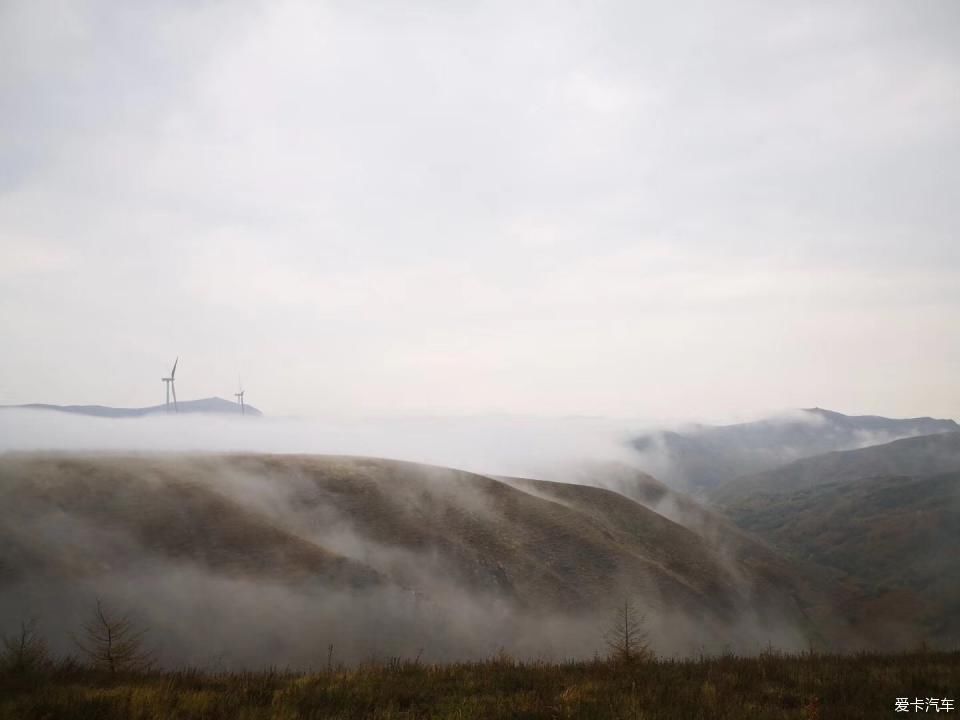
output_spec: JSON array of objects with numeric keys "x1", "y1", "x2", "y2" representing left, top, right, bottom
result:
[{"x1": 2, "y1": 650, "x2": 957, "y2": 719}]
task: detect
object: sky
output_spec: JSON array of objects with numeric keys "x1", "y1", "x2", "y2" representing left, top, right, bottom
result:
[{"x1": 1, "y1": 0, "x2": 959, "y2": 422}]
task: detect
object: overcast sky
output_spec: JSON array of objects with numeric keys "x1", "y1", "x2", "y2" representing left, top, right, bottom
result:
[{"x1": 1, "y1": 0, "x2": 958, "y2": 422}]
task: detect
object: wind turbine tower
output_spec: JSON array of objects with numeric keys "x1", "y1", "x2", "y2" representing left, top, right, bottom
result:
[
  {"x1": 234, "y1": 381, "x2": 245, "y2": 415},
  {"x1": 161, "y1": 357, "x2": 179, "y2": 412}
]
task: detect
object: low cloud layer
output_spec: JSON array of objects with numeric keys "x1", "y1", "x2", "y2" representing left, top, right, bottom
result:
[{"x1": 0, "y1": 409, "x2": 645, "y2": 480}]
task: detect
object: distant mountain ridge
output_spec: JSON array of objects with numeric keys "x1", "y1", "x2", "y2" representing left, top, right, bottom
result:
[
  {"x1": 5, "y1": 396, "x2": 261, "y2": 417},
  {"x1": 632, "y1": 408, "x2": 958, "y2": 491},
  {"x1": 710, "y1": 431, "x2": 960, "y2": 502}
]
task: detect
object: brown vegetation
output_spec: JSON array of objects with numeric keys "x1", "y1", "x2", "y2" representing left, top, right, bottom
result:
[
  {"x1": 1, "y1": 649, "x2": 957, "y2": 719},
  {"x1": 0, "y1": 452, "x2": 837, "y2": 660},
  {"x1": 73, "y1": 600, "x2": 154, "y2": 674}
]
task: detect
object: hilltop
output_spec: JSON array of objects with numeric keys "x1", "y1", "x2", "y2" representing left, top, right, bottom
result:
[{"x1": 5, "y1": 396, "x2": 261, "y2": 418}]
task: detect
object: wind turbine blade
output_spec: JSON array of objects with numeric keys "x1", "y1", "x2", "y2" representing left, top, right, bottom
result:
[
  {"x1": 171, "y1": 382, "x2": 178, "y2": 411},
  {"x1": 171, "y1": 356, "x2": 178, "y2": 378}
]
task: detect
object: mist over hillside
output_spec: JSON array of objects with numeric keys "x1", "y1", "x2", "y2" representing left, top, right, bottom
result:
[
  {"x1": 0, "y1": 452, "x2": 838, "y2": 668},
  {"x1": 711, "y1": 431, "x2": 960, "y2": 502},
  {"x1": 631, "y1": 408, "x2": 959, "y2": 492},
  {"x1": 1, "y1": 408, "x2": 957, "y2": 669}
]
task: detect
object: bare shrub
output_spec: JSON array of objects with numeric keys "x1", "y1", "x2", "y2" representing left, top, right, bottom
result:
[
  {"x1": 1, "y1": 618, "x2": 50, "y2": 674},
  {"x1": 74, "y1": 599, "x2": 154, "y2": 673}
]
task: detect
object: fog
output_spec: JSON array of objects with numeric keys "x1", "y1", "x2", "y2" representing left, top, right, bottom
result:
[
  {"x1": 6, "y1": 570, "x2": 802, "y2": 670},
  {"x1": 0, "y1": 408, "x2": 647, "y2": 480},
  {"x1": 0, "y1": 423, "x2": 818, "y2": 668},
  {"x1": 1, "y1": 400, "x2": 949, "y2": 668}
]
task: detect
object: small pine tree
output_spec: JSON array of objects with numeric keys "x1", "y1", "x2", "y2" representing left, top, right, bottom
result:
[
  {"x1": 74, "y1": 599, "x2": 154, "y2": 674},
  {"x1": 605, "y1": 598, "x2": 652, "y2": 663},
  {"x1": 1, "y1": 618, "x2": 49, "y2": 674}
]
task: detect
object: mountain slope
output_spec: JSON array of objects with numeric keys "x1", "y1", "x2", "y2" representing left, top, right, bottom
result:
[
  {"x1": 711, "y1": 436, "x2": 960, "y2": 648},
  {"x1": 718, "y1": 471, "x2": 960, "y2": 647},
  {"x1": 0, "y1": 452, "x2": 846, "y2": 664},
  {"x1": 506, "y1": 466, "x2": 862, "y2": 646},
  {"x1": 0, "y1": 454, "x2": 377, "y2": 587},
  {"x1": 216, "y1": 454, "x2": 766, "y2": 618},
  {"x1": 631, "y1": 408, "x2": 958, "y2": 491}
]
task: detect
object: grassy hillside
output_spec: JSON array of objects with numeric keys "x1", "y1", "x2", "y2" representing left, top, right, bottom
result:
[
  {"x1": 0, "y1": 452, "x2": 841, "y2": 665},
  {"x1": 509, "y1": 472, "x2": 863, "y2": 647},
  {"x1": 711, "y1": 436, "x2": 960, "y2": 648},
  {"x1": 0, "y1": 454, "x2": 381, "y2": 588},
  {"x1": 716, "y1": 472, "x2": 960, "y2": 646},
  {"x1": 2, "y1": 651, "x2": 958, "y2": 720},
  {"x1": 259, "y1": 454, "x2": 738, "y2": 614}
]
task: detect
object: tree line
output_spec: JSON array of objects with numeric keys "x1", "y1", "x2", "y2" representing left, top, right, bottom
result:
[{"x1": 2, "y1": 597, "x2": 652, "y2": 673}]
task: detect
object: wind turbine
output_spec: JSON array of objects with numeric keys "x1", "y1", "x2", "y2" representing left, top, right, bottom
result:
[
  {"x1": 234, "y1": 379, "x2": 245, "y2": 415},
  {"x1": 161, "y1": 357, "x2": 178, "y2": 413}
]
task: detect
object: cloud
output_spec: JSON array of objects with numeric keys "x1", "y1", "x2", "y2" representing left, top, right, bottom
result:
[
  {"x1": 1, "y1": 0, "x2": 958, "y2": 419},
  {"x1": 0, "y1": 409, "x2": 646, "y2": 480}
]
